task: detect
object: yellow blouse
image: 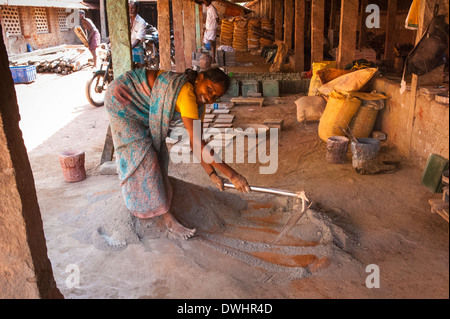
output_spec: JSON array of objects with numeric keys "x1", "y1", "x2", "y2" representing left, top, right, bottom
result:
[{"x1": 157, "y1": 70, "x2": 203, "y2": 120}]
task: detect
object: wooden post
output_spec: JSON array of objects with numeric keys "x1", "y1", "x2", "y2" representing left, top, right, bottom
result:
[
  {"x1": 328, "y1": 0, "x2": 337, "y2": 49},
  {"x1": 158, "y1": 0, "x2": 172, "y2": 70},
  {"x1": 338, "y1": 0, "x2": 358, "y2": 69},
  {"x1": 294, "y1": 0, "x2": 305, "y2": 72},
  {"x1": 284, "y1": 0, "x2": 294, "y2": 49},
  {"x1": 173, "y1": 0, "x2": 186, "y2": 72},
  {"x1": 106, "y1": 0, "x2": 132, "y2": 77},
  {"x1": 384, "y1": 0, "x2": 397, "y2": 61},
  {"x1": 184, "y1": 0, "x2": 195, "y2": 69},
  {"x1": 195, "y1": 3, "x2": 203, "y2": 50},
  {"x1": 269, "y1": 0, "x2": 275, "y2": 20},
  {"x1": 274, "y1": 0, "x2": 284, "y2": 41},
  {"x1": 358, "y1": 0, "x2": 368, "y2": 49},
  {"x1": 311, "y1": 0, "x2": 324, "y2": 63},
  {"x1": 99, "y1": 0, "x2": 107, "y2": 41}
]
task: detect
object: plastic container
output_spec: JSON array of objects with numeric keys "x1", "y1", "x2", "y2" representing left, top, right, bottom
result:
[
  {"x1": 9, "y1": 65, "x2": 37, "y2": 84},
  {"x1": 421, "y1": 154, "x2": 449, "y2": 193}
]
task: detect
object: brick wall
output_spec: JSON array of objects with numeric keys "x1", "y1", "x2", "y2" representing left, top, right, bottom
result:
[{"x1": 1, "y1": 6, "x2": 80, "y2": 56}]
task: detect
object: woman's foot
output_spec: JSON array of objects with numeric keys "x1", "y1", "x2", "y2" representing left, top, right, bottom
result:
[{"x1": 163, "y1": 212, "x2": 196, "y2": 240}]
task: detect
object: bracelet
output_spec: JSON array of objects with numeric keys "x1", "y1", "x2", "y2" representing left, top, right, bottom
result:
[{"x1": 208, "y1": 171, "x2": 216, "y2": 177}]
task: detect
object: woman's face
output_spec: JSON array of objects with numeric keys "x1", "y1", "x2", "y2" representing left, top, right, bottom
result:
[{"x1": 194, "y1": 74, "x2": 226, "y2": 105}]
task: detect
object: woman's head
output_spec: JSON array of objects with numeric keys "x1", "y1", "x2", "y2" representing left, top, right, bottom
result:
[{"x1": 193, "y1": 68, "x2": 230, "y2": 105}]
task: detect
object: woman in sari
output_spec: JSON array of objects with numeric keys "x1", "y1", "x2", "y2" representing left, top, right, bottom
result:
[{"x1": 105, "y1": 67, "x2": 250, "y2": 240}]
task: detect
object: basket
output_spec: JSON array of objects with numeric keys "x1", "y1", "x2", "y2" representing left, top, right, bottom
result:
[{"x1": 10, "y1": 65, "x2": 37, "y2": 84}]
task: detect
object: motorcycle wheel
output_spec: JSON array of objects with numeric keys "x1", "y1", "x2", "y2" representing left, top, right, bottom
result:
[{"x1": 86, "y1": 71, "x2": 107, "y2": 107}]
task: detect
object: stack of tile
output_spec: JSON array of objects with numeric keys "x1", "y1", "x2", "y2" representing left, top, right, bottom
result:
[
  {"x1": 220, "y1": 19, "x2": 234, "y2": 47},
  {"x1": 260, "y1": 18, "x2": 275, "y2": 48},
  {"x1": 233, "y1": 18, "x2": 248, "y2": 52},
  {"x1": 247, "y1": 18, "x2": 261, "y2": 50}
]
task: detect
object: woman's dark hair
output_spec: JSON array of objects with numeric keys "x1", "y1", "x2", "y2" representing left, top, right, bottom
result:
[{"x1": 184, "y1": 68, "x2": 231, "y2": 92}]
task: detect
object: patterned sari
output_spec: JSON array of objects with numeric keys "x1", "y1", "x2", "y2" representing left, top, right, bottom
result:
[{"x1": 105, "y1": 68, "x2": 188, "y2": 218}]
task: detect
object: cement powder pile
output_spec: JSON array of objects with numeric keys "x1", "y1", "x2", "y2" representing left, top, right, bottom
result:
[{"x1": 58, "y1": 177, "x2": 361, "y2": 281}]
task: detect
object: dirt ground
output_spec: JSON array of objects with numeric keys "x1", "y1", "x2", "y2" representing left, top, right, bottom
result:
[{"x1": 14, "y1": 53, "x2": 449, "y2": 299}]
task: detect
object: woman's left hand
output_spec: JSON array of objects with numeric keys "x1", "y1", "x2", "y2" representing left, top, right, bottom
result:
[{"x1": 210, "y1": 173, "x2": 226, "y2": 191}]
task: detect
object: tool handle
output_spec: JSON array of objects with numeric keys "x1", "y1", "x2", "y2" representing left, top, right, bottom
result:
[{"x1": 223, "y1": 183, "x2": 299, "y2": 198}]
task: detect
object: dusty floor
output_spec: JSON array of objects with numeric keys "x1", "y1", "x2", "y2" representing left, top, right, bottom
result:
[{"x1": 14, "y1": 53, "x2": 449, "y2": 299}]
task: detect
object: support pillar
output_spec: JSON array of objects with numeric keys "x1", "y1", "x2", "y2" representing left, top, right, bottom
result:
[
  {"x1": 173, "y1": 0, "x2": 186, "y2": 72},
  {"x1": 158, "y1": 0, "x2": 172, "y2": 70},
  {"x1": 274, "y1": 0, "x2": 284, "y2": 41},
  {"x1": 106, "y1": 0, "x2": 132, "y2": 76},
  {"x1": 384, "y1": 0, "x2": 397, "y2": 61},
  {"x1": 338, "y1": 0, "x2": 359, "y2": 69},
  {"x1": 311, "y1": 0, "x2": 324, "y2": 63},
  {"x1": 294, "y1": 0, "x2": 305, "y2": 72},
  {"x1": 284, "y1": 0, "x2": 294, "y2": 49}
]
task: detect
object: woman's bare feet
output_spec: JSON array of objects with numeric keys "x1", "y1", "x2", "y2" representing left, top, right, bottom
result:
[{"x1": 163, "y1": 212, "x2": 196, "y2": 240}]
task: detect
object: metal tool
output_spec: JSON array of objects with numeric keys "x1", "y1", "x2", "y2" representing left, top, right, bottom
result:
[
  {"x1": 223, "y1": 183, "x2": 312, "y2": 244},
  {"x1": 223, "y1": 183, "x2": 302, "y2": 198}
]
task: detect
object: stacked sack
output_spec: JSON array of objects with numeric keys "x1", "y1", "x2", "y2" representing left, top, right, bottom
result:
[
  {"x1": 220, "y1": 19, "x2": 234, "y2": 47},
  {"x1": 233, "y1": 17, "x2": 248, "y2": 51},
  {"x1": 260, "y1": 18, "x2": 275, "y2": 48},
  {"x1": 296, "y1": 63, "x2": 387, "y2": 142},
  {"x1": 247, "y1": 18, "x2": 261, "y2": 50}
]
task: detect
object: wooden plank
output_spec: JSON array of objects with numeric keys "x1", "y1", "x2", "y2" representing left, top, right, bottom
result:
[
  {"x1": 158, "y1": 0, "x2": 172, "y2": 70},
  {"x1": 338, "y1": 0, "x2": 359, "y2": 69},
  {"x1": 284, "y1": 0, "x2": 294, "y2": 50},
  {"x1": 106, "y1": 0, "x2": 132, "y2": 77},
  {"x1": 173, "y1": 0, "x2": 186, "y2": 72},
  {"x1": 384, "y1": 0, "x2": 397, "y2": 61},
  {"x1": 230, "y1": 97, "x2": 264, "y2": 107},
  {"x1": 73, "y1": 27, "x2": 89, "y2": 47},
  {"x1": 294, "y1": 0, "x2": 305, "y2": 72},
  {"x1": 184, "y1": 0, "x2": 195, "y2": 69},
  {"x1": 274, "y1": 0, "x2": 284, "y2": 42},
  {"x1": 311, "y1": 0, "x2": 324, "y2": 63}
]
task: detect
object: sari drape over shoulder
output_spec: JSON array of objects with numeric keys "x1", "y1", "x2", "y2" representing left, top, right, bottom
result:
[{"x1": 105, "y1": 68, "x2": 188, "y2": 218}]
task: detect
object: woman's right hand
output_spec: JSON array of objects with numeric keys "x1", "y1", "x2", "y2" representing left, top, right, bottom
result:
[{"x1": 230, "y1": 173, "x2": 251, "y2": 194}]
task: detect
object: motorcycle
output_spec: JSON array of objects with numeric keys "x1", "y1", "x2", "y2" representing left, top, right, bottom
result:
[
  {"x1": 85, "y1": 43, "x2": 113, "y2": 107},
  {"x1": 85, "y1": 24, "x2": 173, "y2": 107}
]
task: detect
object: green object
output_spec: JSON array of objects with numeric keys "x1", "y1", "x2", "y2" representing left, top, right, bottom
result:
[
  {"x1": 242, "y1": 80, "x2": 259, "y2": 98},
  {"x1": 421, "y1": 154, "x2": 449, "y2": 193},
  {"x1": 223, "y1": 78, "x2": 239, "y2": 97},
  {"x1": 262, "y1": 79, "x2": 280, "y2": 97}
]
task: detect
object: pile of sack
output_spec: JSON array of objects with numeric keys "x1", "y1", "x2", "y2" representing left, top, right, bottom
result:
[{"x1": 295, "y1": 61, "x2": 387, "y2": 142}]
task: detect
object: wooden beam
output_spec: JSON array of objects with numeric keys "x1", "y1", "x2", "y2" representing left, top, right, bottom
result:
[
  {"x1": 173, "y1": 0, "x2": 186, "y2": 72},
  {"x1": 106, "y1": 0, "x2": 132, "y2": 77},
  {"x1": 284, "y1": 0, "x2": 294, "y2": 49},
  {"x1": 311, "y1": 0, "x2": 324, "y2": 63},
  {"x1": 158, "y1": 0, "x2": 172, "y2": 70},
  {"x1": 294, "y1": 0, "x2": 305, "y2": 72},
  {"x1": 384, "y1": 0, "x2": 397, "y2": 61},
  {"x1": 338, "y1": 0, "x2": 358, "y2": 69},
  {"x1": 274, "y1": 0, "x2": 284, "y2": 41},
  {"x1": 184, "y1": 0, "x2": 196, "y2": 69}
]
